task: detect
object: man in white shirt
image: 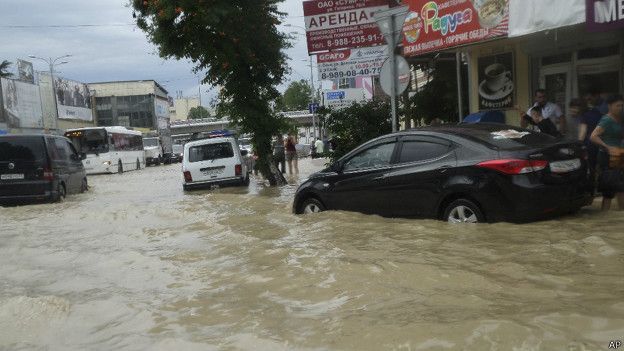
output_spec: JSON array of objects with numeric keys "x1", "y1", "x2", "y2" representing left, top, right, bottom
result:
[
  {"x1": 523, "y1": 89, "x2": 566, "y2": 134},
  {"x1": 314, "y1": 138, "x2": 324, "y2": 155}
]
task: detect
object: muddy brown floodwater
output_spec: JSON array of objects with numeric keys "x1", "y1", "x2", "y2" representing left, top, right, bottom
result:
[{"x1": 1, "y1": 158, "x2": 623, "y2": 350}]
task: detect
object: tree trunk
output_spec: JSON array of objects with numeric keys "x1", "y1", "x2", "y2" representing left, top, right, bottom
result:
[{"x1": 254, "y1": 136, "x2": 286, "y2": 186}]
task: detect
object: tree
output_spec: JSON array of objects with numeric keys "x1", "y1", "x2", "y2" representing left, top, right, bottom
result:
[
  {"x1": 0, "y1": 60, "x2": 13, "y2": 78},
  {"x1": 280, "y1": 80, "x2": 313, "y2": 111},
  {"x1": 319, "y1": 101, "x2": 392, "y2": 163},
  {"x1": 187, "y1": 106, "x2": 211, "y2": 120},
  {"x1": 132, "y1": 0, "x2": 290, "y2": 185}
]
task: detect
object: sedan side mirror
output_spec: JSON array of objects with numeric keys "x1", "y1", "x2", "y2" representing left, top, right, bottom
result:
[
  {"x1": 240, "y1": 149, "x2": 249, "y2": 156},
  {"x1": 331, "y1": 162, "x2": 342, "y2": 173},
  {"x1": 80, "y1": 152, "x2": 87, "y2": 160}
]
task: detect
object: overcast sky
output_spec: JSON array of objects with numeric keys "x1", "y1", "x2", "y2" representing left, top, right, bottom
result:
[{"x1": 0, "y1": 0, "x2": 311, "y2": 107}]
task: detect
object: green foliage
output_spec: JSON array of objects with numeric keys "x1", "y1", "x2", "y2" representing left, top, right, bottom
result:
[
  {"x1": 406, "y1": 61, "x2": 462, "y2": 124},
  {"x1": 132, "y1": 0, "x2": 290, "y2": 185},
  {"x1": 280, "y1": 80, "x2": 313, "y2": 111},
  {"x1": 0, "y1": 60, "x2": 13, "y2": 78},
  {"x1": 187, "y1": 106, "x2": 211, "y2": 119},
  {"x1": 320, "y1": 101, "x2": 392, "y2": 163}
]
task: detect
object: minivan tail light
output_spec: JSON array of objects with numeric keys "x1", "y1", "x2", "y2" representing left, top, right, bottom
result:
[
  {"x1": 43, "y1": 168, "x2": 54, "y2": 181},
  {"x1": 235, "y1": 164, "x2": 242, "y2": 176},
  {"x1": 183, "y1": 171, "x2": 192, "y2": 182},
  {"x1": 476, "y1": 159, "x2": 548, "y2": 175}
]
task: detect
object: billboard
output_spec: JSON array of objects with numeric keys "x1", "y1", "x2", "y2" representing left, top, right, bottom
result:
[
  {"x1": 17, "y1": 60, "x2": 34, "y2": 84},
  {"x1": 402, "y1": 0, "x2": 509, "y2": 56},
  {"x1": 586, "y1": 0, "x2": 624, "y2": 32},
  {"x1": 303, "y1": 0, "x2": 391, "y2": 53},
  {"x1": 323, "y1": 88, "x2": 370, "y2": 110},
  {"x1": 1, "y1": 77, "x2": 44, "y2": 128},
  {"x1": 55, "y1": 77, "x2": 93, "y2": 121},
  {"x1": 317, "y1": 45, "x2": 387, "y2": 80}
]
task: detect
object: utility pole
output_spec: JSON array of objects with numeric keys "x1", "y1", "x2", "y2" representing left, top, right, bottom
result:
[{"x1": 28, "y1": 54, "x2": 72, "y2": 131}]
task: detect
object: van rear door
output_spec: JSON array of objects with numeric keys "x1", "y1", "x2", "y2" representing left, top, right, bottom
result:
[
  {"x1": 0, "y1": 136, "x2": 50, "y2": 197},
  {"x1": 187, "y1": 141, "x2": 237, "y2": 182}
]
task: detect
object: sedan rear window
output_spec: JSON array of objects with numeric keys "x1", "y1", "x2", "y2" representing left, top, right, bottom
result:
[
  {"x1": 0, "y1": 137, "x2": 46, "y2": 162},
  {"x1": 189, "y1": 142, "x2": 234, "y2": 163},
  {"x1": 464, "y1": 128, "x2": 556, "y2": 149}
]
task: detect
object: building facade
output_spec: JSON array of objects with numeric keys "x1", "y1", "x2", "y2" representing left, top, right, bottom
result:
[
  {"x1": 88, "y1": 80, "x2": 170, "y2": 132},
  {"x1": 169, "y1": 97, "x2": 200, "y2": 122}
]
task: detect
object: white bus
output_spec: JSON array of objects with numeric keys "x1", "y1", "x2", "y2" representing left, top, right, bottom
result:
[{"x1": 65, "y1": 127, "x2": 145, "y2": 174}]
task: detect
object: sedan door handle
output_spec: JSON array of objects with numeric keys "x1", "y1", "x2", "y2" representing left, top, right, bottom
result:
[
  {"x1": 373, "y1": 175, "x2": 387, "y2": 181},
  {"x1": 437, "y1": 165, "x2": 452, "y2": 173}
]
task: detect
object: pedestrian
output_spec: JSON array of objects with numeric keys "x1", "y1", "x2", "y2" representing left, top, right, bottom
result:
[
  {"x1": 528, "y1": 107, "x2": 561, "y2": 137},
  {"x1": 590, "y1": 94, "x2": 624, "y2": 211},
  {"x1": 285, "y1": 134, "x2": 298, "y2": 174},
  {"x1": 314, "y1": 137, "x2": 324, "y2": 157},
  {"x1": 578, "y1": 98, "x2": 604, "y2": 193},
  {"x1": 273, "y1": 134, "x2": 286, "y2": 174},
  {"x1": 523, "y1": 89, "x2": 566, "y2": 134},
  {"x1": 565, "y1": 98, "x2": 584, "y2": 141},
  {"x1": 310, "y1": 138, "x2": 317, "y2": 158}
]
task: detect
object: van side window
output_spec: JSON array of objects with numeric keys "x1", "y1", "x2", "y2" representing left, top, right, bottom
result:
[{"x1": 52, "y1": 138, "x2": 68, "y2": 161}]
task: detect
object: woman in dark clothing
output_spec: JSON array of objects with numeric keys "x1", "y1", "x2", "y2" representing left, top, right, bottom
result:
[
  {"x1": 285, "y1": 135, "x2": 298, "y2": 175},
  {"x1": 529, "y1": 107, "x2": 561, "y2": 137}
]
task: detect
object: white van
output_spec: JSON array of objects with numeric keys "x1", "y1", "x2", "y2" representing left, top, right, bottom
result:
[{"x1": 182, "y1": 137, "x2": 250, "y2": 191}]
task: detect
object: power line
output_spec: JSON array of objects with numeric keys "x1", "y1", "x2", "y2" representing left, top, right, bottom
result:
[{"x1": 0, "y1": 23, "x2": 135, "y2": 29}]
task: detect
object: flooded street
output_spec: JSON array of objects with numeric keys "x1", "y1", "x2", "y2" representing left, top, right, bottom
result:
[{"x1": 1, "y1": 158, "x2": 623, "y2": 350}]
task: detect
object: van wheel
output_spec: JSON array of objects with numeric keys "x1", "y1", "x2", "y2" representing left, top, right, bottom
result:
[
  {"x1": 118, "y1": 160, "x2": 123, "y2": 174},
  {"x1": 136, "y1": 159, "x2": 141, "y2": 170},
  {"x1": 80, "y1": 178, "x2": 88, "y2": 193},
  {"x1": 444, "y1": 199, "x2": 484, "y2": 224},
  {"x1": 298, "y1": 198, "x2": 325, "y2": 214}
]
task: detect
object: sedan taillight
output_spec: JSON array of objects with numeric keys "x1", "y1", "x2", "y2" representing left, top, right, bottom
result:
[
  {"x1": 476, "y1": 159, "x2": 548, "y2": 175},
  {"x1": 183, "y1": 171, "x2": 192, "y2": 182},
  {"x1": 235, "y1": 164, "x2": 242, "y2": 176}
]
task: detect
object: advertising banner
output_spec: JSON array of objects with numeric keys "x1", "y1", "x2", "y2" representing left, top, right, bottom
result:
[
  {"x1": 155, "y1": 98, "x2": 170, "y2": 119},
  {"x1": 402, "y1": 0, "x2": 509, "y2": 56},
  {"x1": 323, "y1": 88, "x2": 369, "y2": 110},
  {"x1": 0, "y1": 77, "x2": 44, "y2": 128},
  {"x1": 317, "y1": 45, "x2": 387, "y2": 80},
  {"x1": 586, "y1": 0, "x2": 624, "y2": 32},
  {"x1": 55, "y1": 77, "x2": 93, "y2": 121},
  {"x1": 17, "y1": 60, "x2": 34, "y2": 84},
  {"x1": 477, "y1": 52, "x2": 514, "y2": 110},
  {"x1": 303, "y1": 0, "x2": 391, "y2": 53}
]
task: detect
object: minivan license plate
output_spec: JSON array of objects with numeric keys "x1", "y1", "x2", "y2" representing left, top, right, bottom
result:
[
  {"x1": 1, "y1": 174, "x2": 25, "y2": 180},
  {"x1": 550, "y1": 159, "x2": 581, "y2": 173}
]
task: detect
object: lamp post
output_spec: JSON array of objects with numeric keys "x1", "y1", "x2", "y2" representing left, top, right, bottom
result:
[{"x1": 28, "y1": 54, "x2": 71, "y2": 130}]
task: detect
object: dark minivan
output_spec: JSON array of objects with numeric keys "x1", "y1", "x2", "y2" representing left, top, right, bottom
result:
[
  {"x1": 0, "y1": 135, "x2": 88, "y2": 204},
  {"x1": 293, "y1": 124, "x2": 593, "y2": 223}
]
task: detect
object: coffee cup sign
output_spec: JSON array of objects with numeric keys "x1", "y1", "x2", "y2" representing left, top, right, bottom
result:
[
  {"x1": 477, "y1": 52, "x2": 515, "y2": 110},
  {"x1": 484, "y1": 63, "x2": 509, "y2": 92}
]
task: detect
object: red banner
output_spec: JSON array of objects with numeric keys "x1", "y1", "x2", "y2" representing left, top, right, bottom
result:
[
  {"x1": 402, "y1": 0, "x2": 509, "y2": 56},
  {"x1": 303, "y1": 0, "x2": 391, "y2": 54}
]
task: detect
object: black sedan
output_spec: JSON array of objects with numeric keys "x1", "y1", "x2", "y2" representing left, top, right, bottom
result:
[{"x1": 293, "y1": 124, "x2": 593, "y2": 223}]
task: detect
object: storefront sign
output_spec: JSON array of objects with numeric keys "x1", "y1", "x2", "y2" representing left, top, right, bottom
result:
[
  {"x1": 586, "y1": 0, "x2": 624, "y2": 32},
  {"x1": 303, "y1": 0, "x2": 391, "y2": 53},
  {"x1": 323, "y1": 88, "x2": 369, "y2": 109},
  {"x1": 317, "y1": 45, "x2": 387, "y2": 80},
  {"x1": 477, "y1": 52, "x2": 514, "y2": 110},
  {"x1": 402, "y1": 0, "x2": 509, "y2": 56}
]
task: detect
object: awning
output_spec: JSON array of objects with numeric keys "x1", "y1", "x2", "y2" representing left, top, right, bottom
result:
[{"x1": 509, "y1": 0, "x2": 586, "y2": 37}]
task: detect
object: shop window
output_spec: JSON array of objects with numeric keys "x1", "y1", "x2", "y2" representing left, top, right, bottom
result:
[
  {"x1": 541, "y1": 53, "x2": 571, "y2": 66},
  {"x1": 578, "y1": 71, "x2": 621, "y2": 98},
  {"x1": 577, "y1": 45, "x2": 620, "y2": 60}
]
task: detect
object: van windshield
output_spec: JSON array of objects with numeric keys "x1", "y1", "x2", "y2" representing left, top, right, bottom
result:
[
  {"x1": 143, "y1": 138, "x2": 159, "y2": 147},
  {"x1": 0, "y1": 137, "x2": 46, "y2": 162},
  {"x1": 65, "y1": 129, "x2": 109, "y2": 154},
  {"x1": 189, "y1": 142, "x2": 234, "y2": 162}
]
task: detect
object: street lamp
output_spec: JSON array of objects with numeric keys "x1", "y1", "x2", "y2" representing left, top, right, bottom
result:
[{"x1": 28, "y1": 54, "x2": 72, "y2": 130}]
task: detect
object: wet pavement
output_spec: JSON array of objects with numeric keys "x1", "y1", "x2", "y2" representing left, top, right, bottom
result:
[{"x1": 0, "y1": 158, "x2": 623, "y2": 350}]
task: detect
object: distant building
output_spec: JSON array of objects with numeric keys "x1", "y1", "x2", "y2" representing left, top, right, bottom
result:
[
  {"x1": 87, "y1": 80, "x2": 170, "y2": 131},
  {"x1": 170, "y1": 97, "x2": 200, "y2": 122}
]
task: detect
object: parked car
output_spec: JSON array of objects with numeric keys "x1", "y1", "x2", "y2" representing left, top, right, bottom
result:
[
  {"x1": 182, "y1": 137, "x2": 250, "y2": 191},
  {"x1": 0, "y1": 134, "x2": 88, "y2": 204},
  {"x1": 293, "y1": 124, "x2": 593, "y2": 223},
  {"x1": 171, "y1": 144, "x2": 184, "y2": 163}
]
